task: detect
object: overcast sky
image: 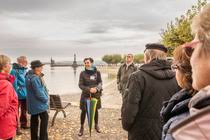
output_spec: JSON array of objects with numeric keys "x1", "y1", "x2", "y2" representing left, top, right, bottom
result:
[{"x1": 0, "y1": 0, "x2": 201, "y2": 61}]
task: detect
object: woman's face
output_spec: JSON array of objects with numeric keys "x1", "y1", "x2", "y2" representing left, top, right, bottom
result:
[
  {"x1": 190, "y1": 46, "x2": 210, "y2": 90},
  {"x1": 34, "y1": 66, "x2": 43, "y2": 76},
  {"x1": 2, "y1": 61, "x2": 12, "y2": 74},
  {"x1": 84, "y1": 60, "x2": 92, "y2": 69}
]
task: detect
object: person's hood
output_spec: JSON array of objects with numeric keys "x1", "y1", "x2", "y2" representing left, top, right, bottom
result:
[
  {"x1": 0, "y1": 73, "x2": 15, "y2": 92},
  {"x1": 189, "y1": 85, "x2": 210, "y2": 115},
  {"x1": 12, "y1": 63, "x2": 27, "y2": 70},
  {"x1": 139, "y1": 59, "x2": 175, "y2": 80}
]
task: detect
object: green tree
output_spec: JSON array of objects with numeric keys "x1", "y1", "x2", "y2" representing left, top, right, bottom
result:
[
  {"x1": 160, "y1": 0, "x2": 207, "y2": 56},
  {"x1": 111, "y1": 54, "x2": 122, "y2": 64},
  {"x1": 102, "y1": 55, "x2": 112, "y2": 64},
  {"x1": 102, "y1": 54, "x2": 122, "y2": 64}
]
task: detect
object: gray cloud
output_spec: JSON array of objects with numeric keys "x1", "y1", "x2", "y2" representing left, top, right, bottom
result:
[{"x1": 0, "y1": 0, "x2": 199, "y2": 61}]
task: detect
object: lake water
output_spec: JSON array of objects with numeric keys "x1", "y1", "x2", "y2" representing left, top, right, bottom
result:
[{"x1": 42, "y1": 65, "x2": 115, "y2": 95}]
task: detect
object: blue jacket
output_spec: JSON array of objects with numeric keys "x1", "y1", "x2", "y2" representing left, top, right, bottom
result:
[
  {"x1": 26, "y1": 70, "x2": 49, "y2": 115},
  {"x1": 10, "y1": 63, "x2": 27, "y2": 100}
]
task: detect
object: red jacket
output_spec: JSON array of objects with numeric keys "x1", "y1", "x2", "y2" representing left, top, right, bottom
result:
[{"x1": 0, "y1": 73, "x2": 18, "y2": 139}]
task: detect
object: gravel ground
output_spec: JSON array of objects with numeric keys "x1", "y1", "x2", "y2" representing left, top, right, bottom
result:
[{"x1": 15, "y1": 81, "x2": 128, "y2": 140}]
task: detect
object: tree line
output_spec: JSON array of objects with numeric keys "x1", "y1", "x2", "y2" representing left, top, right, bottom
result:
[{"x1": 102, "y1": 54, "x2": 144, "y2": 64}]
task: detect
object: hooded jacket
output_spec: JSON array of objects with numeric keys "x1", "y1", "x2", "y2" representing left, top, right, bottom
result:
[
  {"x1": 26, "y1": 70, "x2": 48, "y2": 115},
  {"x1": 0, "y1": 73, "x2": 18, "y2": 139},
  {"x1": 10, "y1": 63, "x2": 27, "y2": 100},
  {"x1": 121, "y1": 59, "x2": 179, "y2": 140}
]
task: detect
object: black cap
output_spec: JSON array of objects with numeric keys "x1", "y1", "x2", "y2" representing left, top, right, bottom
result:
[
  {"x1": 144, "y1": 43, "x2": 168, "y2": 53},
  {"x1": 31, "y1": 60, "x2": 44, "y2": 69}
]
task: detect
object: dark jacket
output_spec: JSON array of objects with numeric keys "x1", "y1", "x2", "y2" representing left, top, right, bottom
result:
[
  {"x1": 26, "y1": 70, "x2": 49, "y2": 115},
  {"x1": 79, "y1": 67, "x2": 103, "y2": 110},
  {"x1": 170, "y1": 85, "x2": 210, "y2": 140},
  {"x1": 10, "y1": 63, "x2": 27, "y2": 100},
  {"x1": 117, "y1": 63, "x2": 137, "y2": 94},
  {"x1": 121, "y1": 59, "x2": 180, "y2": 140},
  {"x1": 160, "y1": 89, "x2": 192, "y2": 140}
]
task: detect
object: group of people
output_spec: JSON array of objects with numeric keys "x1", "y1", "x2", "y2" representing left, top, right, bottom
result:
[
  {"x1": 0, "y1": 55, "x2": 103, "y2": 140},
  {"x1": 0, "y1": 56, "x2": 49, "y2": 140},
  {"x1": 119, "y1": 3, "x2": 210, "y2": 140},
  {"x1": 0, "y1": 3, "x2": 210, "y2": 140},
  {"x1": 118, "y1": 44, "x2": 179, "y2": 140}
]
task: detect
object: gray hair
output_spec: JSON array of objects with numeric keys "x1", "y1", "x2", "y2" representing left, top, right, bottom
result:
[
  {"x1": 191, "y1": 4, "x2": 210, "y2": 57},
  {"x1": 17, "y1": 56, "x2": 27, "y2": 63},
  {"x1": 144, "y1": 49, "x2": 167, "y2": 63}
]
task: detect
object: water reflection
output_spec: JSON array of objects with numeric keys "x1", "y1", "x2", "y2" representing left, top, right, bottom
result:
[
  {"x1": 73, "y1": 66, "x2": 77, "y2": 85},
  {"x1": 73, "y1": 66, "x2": 77, "y2": 78},
  {"x1": 43, "y1": 65, "x2": 115, "y2": 95}
]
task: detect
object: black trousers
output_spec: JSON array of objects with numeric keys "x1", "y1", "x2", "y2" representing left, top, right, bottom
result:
[
  {"x1": 80, "y1": 109, "x2": 99, "y2": 126},
  {"x1": 30, "y1": 111, "x2": 49, "y2": 140},
  {"x1": 18, "y1": 99, "x2": 28, "y2": 127}
]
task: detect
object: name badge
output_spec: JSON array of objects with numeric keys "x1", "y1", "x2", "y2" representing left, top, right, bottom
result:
[{"x1": 90, "y1": 76, "x2": 95, "y2": 80}]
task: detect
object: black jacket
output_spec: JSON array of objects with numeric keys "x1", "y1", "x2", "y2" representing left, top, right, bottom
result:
[
  {"x1": 79, "y1": 68, "x2": 103, "y2": 110},
  {"x1": 160, "y1": 89, "x2": 192, "y2": 140},
  {"x1": 117, "y1": 63, "x2": 137, "y2": 93},
  {"x1": 121, "y1": 59, "x2": 180, "y2": 140}
]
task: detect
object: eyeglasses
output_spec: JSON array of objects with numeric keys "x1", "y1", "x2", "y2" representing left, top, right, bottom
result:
[
  {"x1": 182, "y1": 40, "x2": 200, "y2": 49},
  {"x1": 181, "y1": 41, "x2": 197, "y2": 58}
]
